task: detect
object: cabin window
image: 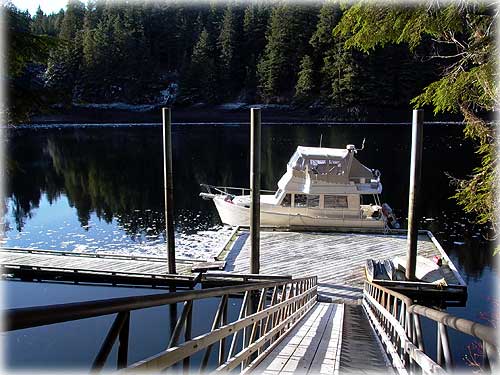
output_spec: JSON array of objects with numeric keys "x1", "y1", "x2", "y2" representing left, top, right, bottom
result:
[
  {"x1": 281, "y1": 194, "x2": 291, "y2": 207},
  {"x1": 289, "y1": 152, "x2": 306, "y2": 170},
  {"x1": 309, "y1": 159, "x2": 327, "y2": 174},
  {"x1": 324, "y1": 195, "x2": 348, "y2": 208},
  {"x1": 274, "y1": 189, "x2": 282, "y2": 199},
  {"x1": 294, "y1": 194, "x2": 308, "y2": 208},
  {"x1": 307, "y1": 195, "x2": 320, "y2": 208},
  {"x1": 329, "y1": 161, "x2": 344, "y2": 175}
]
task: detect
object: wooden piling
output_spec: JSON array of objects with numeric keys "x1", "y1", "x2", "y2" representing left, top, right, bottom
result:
[
  {"x1": 406, "y1": 109, "x2": 424, "y2": 281},
  {"x1": 163, "y1": 107, "x2": 176, "y2": 274},
  {"x1": 250, "y1": 108, "x2": 261, "y2": 274}
]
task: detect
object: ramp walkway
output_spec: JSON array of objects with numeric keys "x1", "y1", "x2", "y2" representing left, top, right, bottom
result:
[
  {"x1": 339, "y1": 304, "x2": 393, "y2": 374},
  {"x1": 252, "y1": 303, "x2": 344, "y2": 374}
]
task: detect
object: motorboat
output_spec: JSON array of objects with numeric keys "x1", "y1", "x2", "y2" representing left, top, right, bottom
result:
[{"x1": 200, "y1": 143, "x2": 400, "y2": 230}]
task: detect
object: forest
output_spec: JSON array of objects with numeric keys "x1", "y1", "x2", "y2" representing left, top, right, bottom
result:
[
  {"x1": 6, "y1": 0, "x2": 497, "y2": 236},
  {"x1": 8, "y1": 0, "x2": 442, "y2": 122}
]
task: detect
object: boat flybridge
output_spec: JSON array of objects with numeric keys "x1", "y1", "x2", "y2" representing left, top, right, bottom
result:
[{"x1": 200, "y1": 143, "x2": 399, "y2": 230}]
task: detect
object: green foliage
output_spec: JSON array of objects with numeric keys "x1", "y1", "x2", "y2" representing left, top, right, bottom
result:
[
  {"x1": 294, "y1": 55, "x2": 315, "y2": 103},
  {"x1": 5, "y1": 0, "x2": 464, "y2": 126},
  {"x1": 184, "y1": 28, "x2": 219, "y2": 103},
  {"x1": 242, "y1": 2, "x2": 270, "y2": 96},
  {"x1": 257, "y1": 4, "x2": 318, "y2": 102},
  {"x1": 6, "y1": 5, "x2": 58, "y2": 77},
  {"x1": 218, "y1": 5, "x2": 243, "y2": 98},
  {"x1": 5, "y1": 3, "x2": 60, "y2": 123},
  {"x1": 31, "y1": 6, "x2": 64, "y2": 36},
  {"x1": 335, "y1": 0, "x2": 498, "y2": 238},
  {"x1": 59, "y1": 0, "x2": 85, "y2": 40}
]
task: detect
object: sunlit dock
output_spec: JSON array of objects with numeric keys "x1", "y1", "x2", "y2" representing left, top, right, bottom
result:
[
  {"x1": 1, "y1": 226, "x2": 467, "y2": 304},
  {"x1": 218, "y1": 228, "x2": 467, "y2": 304},
  {"x1": 0, "y1": 247, "x2": 196, "y2": 287}
]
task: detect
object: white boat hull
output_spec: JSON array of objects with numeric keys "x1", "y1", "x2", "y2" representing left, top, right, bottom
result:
[{"x1": 213, "y1": 196, "x2": 385, "y2": 229}]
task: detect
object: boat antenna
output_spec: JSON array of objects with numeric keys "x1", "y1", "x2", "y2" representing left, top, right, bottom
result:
[
  {"x1": 357, "y1": 137, "x2": 366, "y2": 151},
  {"x1": 319, "y1": 134, "x2": 323, "y2": 148}
]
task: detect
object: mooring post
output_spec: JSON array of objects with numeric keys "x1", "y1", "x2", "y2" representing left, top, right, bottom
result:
[
  {"x1": 163, "y1": 107, "x2": 176, "y2": 274},
  {"x1": 250, "y1": 108, "x2": 261, "y2": 274},
  {"x1": 406, "y1": 109, "x2": 424, "y2": 281}
]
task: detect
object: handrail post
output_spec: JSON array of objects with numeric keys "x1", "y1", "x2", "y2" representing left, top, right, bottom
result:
[
  {"x1": 439, "y1": 322, "x2": 453, "y2": 369},
  {"x1": 183, "y1": 304, "x2": 192, "y2": 373},
  {"x1": 406, "y1": 109, "x2": 424, "y2": 280},
  {"x1": 117, "y1": 312, "x2": 130, "y2": 369},
  {"x1": 219, "y1": 297, "x2": 228, "y2": 365},
  {"x1": 482, "y1": 340, "x2": 493, "y2": 371},
  {"x1": 413, "y1": 314, "x2": 425, "y2": 352},
  {"x1": 437, "y1": 322, "x2": 444, "y2": 366},
  {"x1": 250, "y1": 107, "x2": 261, "y2": 274},
  {"x1": 162, "y1": 107, "x2": 176, "y2": 274},
  {"x1": 91, "y1": 312, "x2": 129, "y2": 372}
]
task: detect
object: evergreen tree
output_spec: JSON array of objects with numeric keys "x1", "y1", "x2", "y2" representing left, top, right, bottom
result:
[
  {"x1": 257, "y1": 4, "x2": 318, "y2": 102},
  {"x1": 184, "y1": 28, "x2": 219, "y2": 103},
  {"x1": 294, "y1": 55, "x2": 315, "y2": 103},
  {"x1": 52, "y1": 9, "x2": 65, "y2": 35},
  {"x1": 335, "y1": 1, "x2": 498, "y2": 245},
  {"x1": 31, "y1": 6, "x2": 47, "y2": 35},
  {"x1": 59, "y1": 0, "x2": 85, "y2": 40},
  {"x1": 242, "y1": 2, "x2": 270, "y2": 98},
  {"x1": 44, "y1": 0, "x2": 86, "y2": 104},
  {"x1": 218, "y1": 4, "x2": 243, "y2": 98},
  {"x1": 310, "y1": 3, "x2": 342, "y2": 102},
  {"x1": 6, "y1": 3, "x2": 59, "y2": 122}
]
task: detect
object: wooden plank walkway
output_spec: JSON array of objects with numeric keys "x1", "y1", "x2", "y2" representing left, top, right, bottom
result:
[
  {"x1": 223, "y1": 230, "x2": 462, "y2": 303},
  {"x1": 252, "y1": 303, "x2": 344, "y2": 375},
  {"x1": 0, "y1": 248, "x2": 195, "y2": 286},
  {"x1": 339, "y1": 304, "x2": 394, "y2": 374}
]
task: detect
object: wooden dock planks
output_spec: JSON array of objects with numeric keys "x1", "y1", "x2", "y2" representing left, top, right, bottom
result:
[
  {"x1": 1, "y1": 248, "x2": 195, "y2": 286},
  {"x1": 253, "y1": 303, "x2": 344, "y2": 375},
  {"x1": 223, "y1": 230, "x2": 463, "y2": 303}
]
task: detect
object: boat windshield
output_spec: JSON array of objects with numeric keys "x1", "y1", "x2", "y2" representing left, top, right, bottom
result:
[{"x1": 288, "y1": 151, "x2": 305, "y2": 170}]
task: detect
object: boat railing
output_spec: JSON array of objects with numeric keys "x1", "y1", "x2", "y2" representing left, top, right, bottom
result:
[
  {"x1": 200, "y1": 183, "x2": 276, "y2": 196},
  {"x1": 4, "y1": 275, "x2": 318, "y2": 373},
  {"x1": 363, "y1": 281, "x2": 498, "y2": 374}
]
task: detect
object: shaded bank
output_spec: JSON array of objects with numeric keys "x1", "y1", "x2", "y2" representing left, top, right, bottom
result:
[{"x1": 26, "y1": 105, "x2": 462, "y2": 125}]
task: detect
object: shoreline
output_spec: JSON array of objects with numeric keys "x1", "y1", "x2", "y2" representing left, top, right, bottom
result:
[{"x1": 14, "y1": 104, "x2": 463, "y2": 126}]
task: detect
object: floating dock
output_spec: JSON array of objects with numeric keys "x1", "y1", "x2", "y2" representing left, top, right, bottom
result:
[
  {"x1": 1, "y1": 228, "x2": 466, "y2": 304},
  {"x1": 217, "y1": 228, "x2": 467, "y2": 305},
  {"x1": 0, "y1": 247, "x2": 196, "y2": 287},
  {"x1": 0, "y1": 229, "x2": 475, "y2": 373}
]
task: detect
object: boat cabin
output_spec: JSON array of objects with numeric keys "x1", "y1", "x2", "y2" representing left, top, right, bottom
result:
[{"x1": 269, "y1": 145, "x2": 382, "y2": 213}]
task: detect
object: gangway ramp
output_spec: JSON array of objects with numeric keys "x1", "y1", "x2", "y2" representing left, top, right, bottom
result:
[{"x1": 251, "y1": 303, "x2": 344, "y2": 374}]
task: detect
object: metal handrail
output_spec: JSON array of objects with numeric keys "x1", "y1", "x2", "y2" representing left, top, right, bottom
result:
[
  {"x1": 200, "y1": 183, "x2": 276, "y2": 195},
  {"x1": 5, "y1": 277, "x2": 310, "y2": 331},
  {"x1": 4, "y1": 275, "x2": 318, "y2": 373},
  {"x1": 408, "y1": 305, "x2": 496, "y2": 347},
  {"x1": 363, "y1": 281, "x2": 498, "y2": 373}
]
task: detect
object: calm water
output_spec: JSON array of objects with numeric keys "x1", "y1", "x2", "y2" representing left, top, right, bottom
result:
[{"x1": 2, "y1": 122, "x2": 497, "y2": 370}]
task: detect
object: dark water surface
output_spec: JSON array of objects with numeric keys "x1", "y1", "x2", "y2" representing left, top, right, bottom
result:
[{"x1": 2, "y1": 123, "x2": 497, "y2": 370}]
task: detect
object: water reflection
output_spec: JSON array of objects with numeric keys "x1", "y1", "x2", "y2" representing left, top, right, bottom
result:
[{"x1": 3, "y1": 123, "x2": 495, "y2": 274}]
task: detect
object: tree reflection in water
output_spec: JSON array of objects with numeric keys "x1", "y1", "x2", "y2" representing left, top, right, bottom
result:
[{"x1": 3, "y1": 123, "x2": 495, "y2": 276}]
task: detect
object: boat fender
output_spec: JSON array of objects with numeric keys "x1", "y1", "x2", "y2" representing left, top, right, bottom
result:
[
  {"x1": 432, "y1": 255, "x2": 443, "y2": 266},
  {"x1": 381, "y1": 203, "x2": 392, "y2": 217},
  {"x1": 381, "y1": 203, "x2": 401, "y2": 229}
]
